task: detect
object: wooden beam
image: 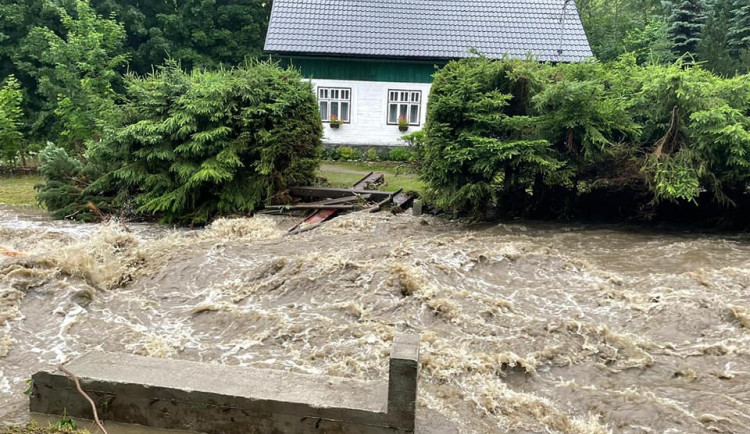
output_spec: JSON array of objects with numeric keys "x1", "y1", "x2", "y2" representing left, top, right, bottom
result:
[
  {"x1": 352, "y1": 172, "x2": 385, "y2": 190},
  {"x1": 266, "y1": 204, "x2": 360, "y2": 210},
  {"x1": 369, "y1": 189, "x2": 402, "y2": 213},
  {"x1": 305, "y1": 194, "x2": 371, "y2": 206},
  {"x1": 289, "y1": 186, "x2": 392, "y2": 200}
]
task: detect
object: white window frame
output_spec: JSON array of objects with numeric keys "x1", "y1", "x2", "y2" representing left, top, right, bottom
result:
[
  {"x1": 387, "y1": 90, "x2": 422, "y2": 126},
  {"x1": 317, "y1": 87, "x2": 351, "y2": 123}
]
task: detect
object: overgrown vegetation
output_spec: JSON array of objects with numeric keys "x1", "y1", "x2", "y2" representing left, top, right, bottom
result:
[
  {"x1": 0, "y1": 0, "x2": 270, "y2": 158},
  {"x1": 36, "y1": 62, "x2": 322, "y2": 224},
  {"x1": 578, "y1": 0, "x2": 750, "y2": 76},
  {"x1": 422, "y1": 57, "x2": 750, "y2": 224}
]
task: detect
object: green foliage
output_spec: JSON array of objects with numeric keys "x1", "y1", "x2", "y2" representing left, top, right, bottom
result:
[
  {"x1": 728, "y1": 0, "x2": 750, "y2": 56},
  {"x1": 622, "y1": 18, "x2": 675, "y2": 64},
  {"x1": 40, "y1": 62, "x2": 322, "y2": 225},
  {"x1": 698, "y1": 0, "x2": 740, "y2": 76},
  {"x1": 17, "y1": 0, "x2": 128, "y2": 152},
  {"x1": 0, "y1": 76, "x2": 24, "y2": 164},
  {"x1": 36, "y1": 144, "x2": 100, "y2": 220},
  {"x1": 388, "y1": 147, "x2": 416, "y2": 162},
  {"x1": 634, "y1": 61, "x2": 750, "y2": 204},
  {"x1": 577, "y1": 0, "x2": 666, "y2": 62},
  {"x1": 366, "y1": 148, "x2": 379, "y2": 161},
  {"x1": 337, "y1": 146, "x2": 361, "y2": 161},
  {"x1": 578, "y1": 0, "x2": 746, "y2": 76},
  {"x1": 1, "y1": 420, "x2": 88, "y2": 434},
  {"x1": 422, "y1": 57, "x2": 750, "y2": 218},
  {"x1": 0, "y1": 0, "x2": 270, "y2": 158},
  {"x1": 421, "y1": 58, "x2": 567, "y2": 215},
  {"x1": 667, "y1": 0, "x2": 707, "y2": 57},
  {"x1": 90, "y1": 0, "x2": 271, "y2": 74},
  {"x1": 52, "y1": 411, "x2": 76, "y2": 431}
]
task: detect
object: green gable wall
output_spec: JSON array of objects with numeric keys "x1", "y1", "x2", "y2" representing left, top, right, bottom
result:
[{"x1": 281, "y1": 57, "x2": 445, "y2": 83}]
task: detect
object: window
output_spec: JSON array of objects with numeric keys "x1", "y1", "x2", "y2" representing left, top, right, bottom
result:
[
  {"x1": 387, "y1": 90, "x2": 421, "y2": 125},
  {"x1": 318, "y1": 87, "x2": 351, "y2": 123}
]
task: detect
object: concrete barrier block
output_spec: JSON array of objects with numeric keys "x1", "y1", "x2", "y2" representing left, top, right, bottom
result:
[
  {"x1": 388, "y1": 334, "x2": 420, "y2": 430},
  {"x1": 29, "y1": 334, "x2": 456, "y2": 433},
  {"x1": 412, "y1": 200, "x2": 423, "y2": 216}
]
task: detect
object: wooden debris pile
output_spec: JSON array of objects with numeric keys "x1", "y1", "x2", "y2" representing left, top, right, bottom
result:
[{"x1": 260, "y1": 172, "x2": 414, "y2": 234}]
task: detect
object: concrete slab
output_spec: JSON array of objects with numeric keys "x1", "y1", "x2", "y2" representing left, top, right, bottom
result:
[{"x1": 29, "y1": 334, "x2": 459, "y2": 433}]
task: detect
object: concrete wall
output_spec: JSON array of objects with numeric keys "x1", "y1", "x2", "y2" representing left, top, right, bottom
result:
[
  {"x1": 29, "y1": 334, "x2": 458, "y2": 434},
  {"x1": 310, "y1": 79, "x2": 432, "y2": 147}
]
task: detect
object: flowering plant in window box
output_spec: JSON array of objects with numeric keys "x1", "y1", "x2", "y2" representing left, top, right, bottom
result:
[
  {"x1": 398, "y1": 115, "x2": 409, "y2": 132},
  {"x1": 329, "y1": 114, "x2": 343, "y2": 129}
]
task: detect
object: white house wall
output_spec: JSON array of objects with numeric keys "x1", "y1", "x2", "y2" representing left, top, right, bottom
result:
[{"x1": 309, "y1": 78, "x2": 432, "y2": 147}]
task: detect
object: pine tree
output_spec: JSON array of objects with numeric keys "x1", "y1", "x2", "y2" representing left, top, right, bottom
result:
[{"x1": 667, "y1": 0, "x2": 707, "y2": 56}]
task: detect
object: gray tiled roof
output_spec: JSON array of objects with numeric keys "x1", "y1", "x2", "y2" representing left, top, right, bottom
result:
[{"x1": 264, "y1": 0, "x2": 593, "y2": 62}]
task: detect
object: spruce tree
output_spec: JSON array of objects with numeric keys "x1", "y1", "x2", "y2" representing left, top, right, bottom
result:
[
  {"x1": 667, "y1": 0, "x2": 707, "y2": 56},
  {"x1": 728, "y1": 0, "x2": 750, "y2": 56}
]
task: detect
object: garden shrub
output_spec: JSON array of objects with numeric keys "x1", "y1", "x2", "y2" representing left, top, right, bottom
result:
[
  {"x1": 421, "y1": 56, "x2": 750, "y2": 220},
  {"x1": 37, "y1": 61, "x2": 322, "y2": 224},
  {"x1": 337, "y1": 146, "x2": 361, "y2": 161},
  {"x1": 388, "y1": 147, "x2": 414, "y2": 162}
]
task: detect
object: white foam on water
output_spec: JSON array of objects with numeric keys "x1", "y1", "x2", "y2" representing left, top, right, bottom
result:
[{"x1": 2, "y1": 207, "x2": 750, "y2": 433}]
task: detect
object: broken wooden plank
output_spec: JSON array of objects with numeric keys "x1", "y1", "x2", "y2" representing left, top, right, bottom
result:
[
  {"x1": 369, "y1": 189, "x2": 402, "y2": 213},
  {"x1": 393, "y1": 192, "x2": 414, "y2": 209},
  {"x1": 305, "y1": 194, "x2": 371, "y2": 206},
  {"x1": 352, "y1": 172, "x2": 385, "y2": 190},
  {"x1": 287, "y1": 209, "x2": 337, "y2": 235},
  {"x1": 289, "y1": 186, "x2": 392, "y2": 200},
  {"x1": 267, "y1": 204, "x2": 360, "y2": 211}
]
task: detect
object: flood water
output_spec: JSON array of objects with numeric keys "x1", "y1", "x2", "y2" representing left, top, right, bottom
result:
[{"x1": 1, "y1": 205, "x2": 749, "y2": 433}]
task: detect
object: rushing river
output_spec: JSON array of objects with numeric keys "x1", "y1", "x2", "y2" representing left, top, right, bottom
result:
[{"x1": 1, "y1": 205, "x2": 749, "y2": 433}]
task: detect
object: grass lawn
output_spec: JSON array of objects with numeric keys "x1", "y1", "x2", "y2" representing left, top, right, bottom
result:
[
  {"x1": 0, "y1": 175, "x2": 42, "y2": 206},
  {"x1": 318, "y1": 161, "x2": 424, "y2": 194}
]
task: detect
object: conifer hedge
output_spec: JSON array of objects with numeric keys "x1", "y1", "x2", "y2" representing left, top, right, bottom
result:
[
  {"x1": 421, "y1": 57, "x2": 750, "y2": 222},
  {"x1": 37, "y1": 62, "x2": 322, "y2": 224}
]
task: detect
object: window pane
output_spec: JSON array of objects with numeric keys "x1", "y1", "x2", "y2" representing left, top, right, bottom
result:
[
  {"x1": 410, "y1": 104, "x2": 419, "y2": 124},
  {"x1": 331, "y1": 102, "x2": 339, "y2": 118},
  {"x1": 389, "y1": 104, "x2": 398, "y2": 123},
  {"x1": 343, "y1": 90, "x2": 349, "y2": 99},
  {"x1": 399, "y1": 104, "x2": 408, "y2": 119},
  {"x1": 412, "y1": 92, "x2": 420, "y2": 102},
  {"x1": 341, "y1": 102, "x2": 349, "y2": 121},
  {"x1": 319, "y1": 101, "x2": 328, "y2": 120},
  {"x1": 400, "y1": 92, "x2": 408, "y2": 102},
  {"x1": 390, "y1": 91, "x2": 396, "y2": 101}
]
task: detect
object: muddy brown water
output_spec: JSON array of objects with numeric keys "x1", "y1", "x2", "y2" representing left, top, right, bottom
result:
[{"x1": 1, "y1": 205, "x2": 749, "y2": 433}]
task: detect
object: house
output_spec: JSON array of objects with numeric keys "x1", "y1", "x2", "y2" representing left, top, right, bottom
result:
[{"x1": 264, "y1": 0, "x2": 592, "y2": 147}]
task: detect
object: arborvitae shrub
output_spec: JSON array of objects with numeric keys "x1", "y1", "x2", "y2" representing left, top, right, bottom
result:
[
  {"x1": 421, "y1": 57, "x2": 750, "y2": 221},
  {"x1": 38, "y1": 61, "x2": 323, "y2": 224}
]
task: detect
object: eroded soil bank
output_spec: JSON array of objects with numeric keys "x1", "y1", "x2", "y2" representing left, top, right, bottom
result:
[{"x1": 1, "y1": 206, "x2": 749, "y2": 433}]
